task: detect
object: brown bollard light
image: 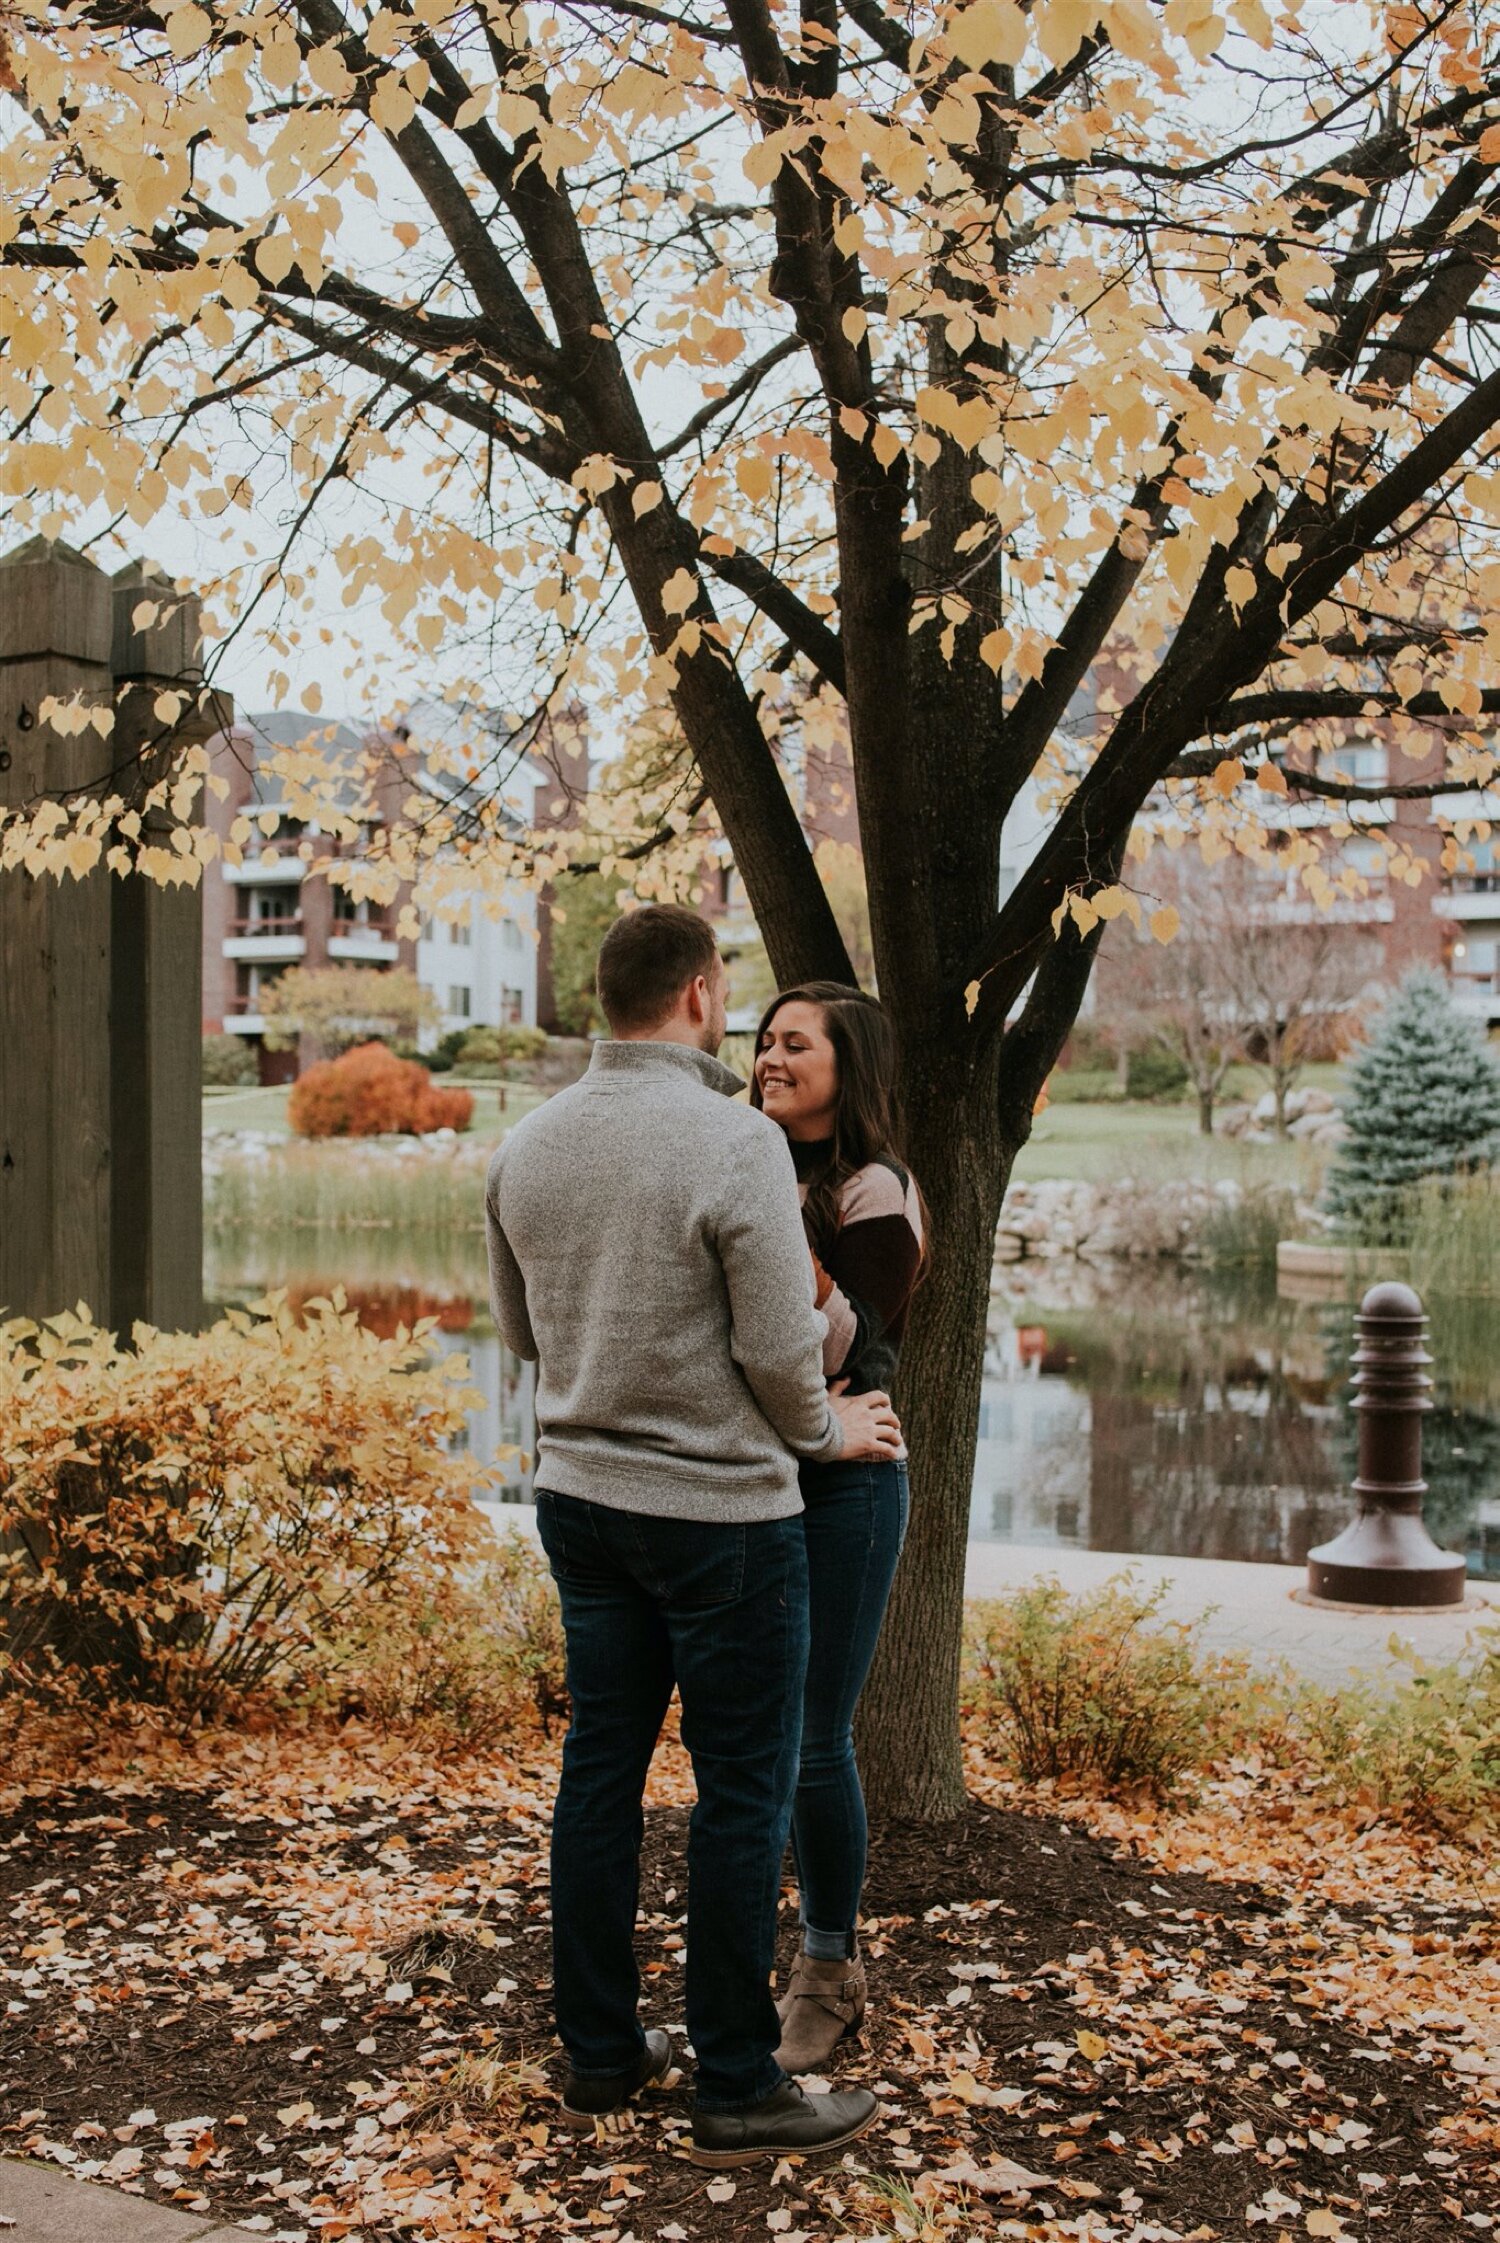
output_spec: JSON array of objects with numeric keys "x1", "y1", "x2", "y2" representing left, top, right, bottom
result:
[{"x1": 1306, "y1": 1281, "x2": 1468, "y2": 1609}]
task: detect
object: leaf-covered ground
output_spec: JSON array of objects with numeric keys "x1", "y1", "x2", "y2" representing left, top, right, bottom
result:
[{"x1": 1, "y1": 1717, "x2": 1495, "y2": 2243}]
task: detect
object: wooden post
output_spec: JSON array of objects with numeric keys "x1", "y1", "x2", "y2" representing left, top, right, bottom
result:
[
  {"x1": 109, "y1": 561, "x2": 222, "y2": 1334},
  {"x1": 0, "y1": 538, "x2": 229, "y2": 1333},
  {"x1": 0, "y1": 538, "x2": 116, "y2": 1322}
]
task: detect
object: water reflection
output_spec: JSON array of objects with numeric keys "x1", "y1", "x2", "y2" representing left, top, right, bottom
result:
[{"x1": 205, "y1": 1237, "x2": 1500, "y2": 1578}]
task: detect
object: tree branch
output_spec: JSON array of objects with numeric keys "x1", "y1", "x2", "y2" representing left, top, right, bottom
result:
[{"x1": 700, "y1": 546, "x2": 846, "y2": 693}]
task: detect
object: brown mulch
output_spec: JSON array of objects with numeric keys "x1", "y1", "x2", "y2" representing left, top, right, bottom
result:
[{"x1": 1, "y1": 1742, "x2": 1496, "y2": 2240}]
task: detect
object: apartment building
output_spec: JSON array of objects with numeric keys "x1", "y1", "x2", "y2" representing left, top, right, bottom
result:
[{"x1": 202, "y1": 704, "x2": 588, "y2": 1080}]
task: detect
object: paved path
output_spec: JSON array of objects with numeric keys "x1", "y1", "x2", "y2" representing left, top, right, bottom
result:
[
  {"x1": 962, "y1": 1540, "x2": 1490, "y2": 1692},
  {"x1": 0, "y1": 2159, "x2": 254, "y2": 2241},
  {"x1": 492, "y1": 1507, "x2": 1491, "y2": 1693}
]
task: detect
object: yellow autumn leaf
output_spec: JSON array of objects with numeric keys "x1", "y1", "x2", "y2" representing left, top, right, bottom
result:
[
  {"x1": 1256, "y1": 761, "x2": 1288, "y2": 795},
  {"x1": 735, "y1": 456, "x2": 773, "y2": 503},
  {"x1": 1149, "y1": 904, "x2": 1181, "y2": 944},
  {"x1": 1230, "y1": 0, "x2": 1273, "y2": 48},
  {"x1": 1211, "y1": 756, "x2": 1244, "y2": 796},
  {"x1": 369, "y1": 76, "x2": 417, "y2": 133},
  {"x1": 1036, "y1": 0, "x2": 1096, "y2": 68},
  {"x1": 742, "y1": 138, "x2": 784, "y2": 187},
  {"x1": 1166, "y1": 0, "x2": 1225, "y2": 60},
  {"x1": 1108, "y1": 0, "x2": 1164, "y2": 59},
  {"x1": 632, "y1": 480, "x2": 663, "y2": 516},
  {"x1": 1076, "y1": 2028, "x2": 1108, "y2": 2061},
  {"x1": 1224, "y1": 563, "x2": 1257, "y2": 613},
  {"x1": 660, "y1": 568, "x2": 696, "y2": 616},
  {"x1": 254, "y1": 234, "x2": 295, "y2": 285},
  {"x1": 964, "y1": 979, "x2": 982, "y2": 1018},
  {"x1": 948, "y1": 0, "x2": 1028, "y2": 69},
  {"x1": 163, "y1": 5, "x2": 210, "y2": 58},
  {"x1": 1305, "y1": 2214, "x2": 1344, "y2": 2241}
]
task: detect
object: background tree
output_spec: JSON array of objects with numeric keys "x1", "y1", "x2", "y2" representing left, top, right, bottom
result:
[
  {"x1": 1217, "y1": 906, "x2": 1382, "y2": 1137},
  {"x1": 8, "y1": 1, "x2": 1500, "y2": 1816},
  {"x1": 545, "y1": 872, "x2": 622, "y2": 1035},
  {"x1": 814, "y1": 841, "x2": 877, "y2": 993},
  {"x1": 1095, "y1": 869, "x2": 1239, "y2": 1135},
  {"x1": 259, "y1": 964, "x2": 440, "y2": 1061},
  {"x1": 1326, "y1": 970, "x2": 1500, "y2": 1235},
  {"x1": 1097, "y1": 851, "x2": 1380, "y2": 1133}
]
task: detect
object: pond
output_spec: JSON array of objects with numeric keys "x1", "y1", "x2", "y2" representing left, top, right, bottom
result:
[{"x1": 205, "y1": 1233, "x2": 1500, "y2": 1582}]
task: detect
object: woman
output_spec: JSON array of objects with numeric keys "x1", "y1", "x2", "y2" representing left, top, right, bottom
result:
[{"x1": 751, "y1": 981, "x2": 925, "y2": 2074}]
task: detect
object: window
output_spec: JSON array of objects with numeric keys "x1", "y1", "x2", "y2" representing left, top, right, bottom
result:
[
  {"x1": 244, "y1": 889, "x2": 298, "y2": 933},
  {"x1": 1452, "y1": 937, "x2": 1499, "y2": 984},
  {"x1": 448, "y1": 984, "x2": 472, "y2": 1017},
  {"x1": 450, "y1": 919, "x2": 472, "y2": 947},
  {"x1": 1323, "y1": 741, "x2": 1387, "y2": 787},
  {"x1": 502, "y1": 917, "x2": 524, "y2": 950},
  {"x1": 1456, "y1": 836, "x2": 1500, "y2": 891},
  {"x1": 236, "y1": 962, "x2": 285, "y2": 1010},
  {"x1": 1341, "y1": 838, "x2": 1386, "y2": 883},
  {"x1": 502, "y1": 986, "x2": 525, "y2": 1024}
]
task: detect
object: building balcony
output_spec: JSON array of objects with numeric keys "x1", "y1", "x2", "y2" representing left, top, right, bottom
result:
[
  {"x1": 230, "y1": 913, "x2": 304, "y2": 936},
  {"x1": 1437, "y1": 880, "x2": 1500, "y2": 922},
  {"x1": 223, "y1": 995, "x2": 267, "y2": 1035},
  {"x1": 223, "y1": 857, "x2": 306, "y2": 887},
  {"x1": 223, "y1": 920, "x2": 307, "y2": 963},
  {"x1": 329, "y1": 924, "x2": 400, "y2": 962}
]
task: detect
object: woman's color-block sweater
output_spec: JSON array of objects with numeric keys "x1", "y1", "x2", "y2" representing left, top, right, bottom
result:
[{"x1": 789, "y1": 1137, "x2": 925, "y2": 1401}]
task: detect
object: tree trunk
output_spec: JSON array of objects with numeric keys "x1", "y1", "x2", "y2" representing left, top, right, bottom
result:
[
  {"x1": 1197, "y1": 1084, "x2": 1215, "y2": 1135},
  {"x1": 855, "y1": 1057, "x2": 1009, "y2": 1820}
]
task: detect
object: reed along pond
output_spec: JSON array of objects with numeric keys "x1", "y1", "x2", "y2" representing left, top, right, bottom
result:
[{"x1": 206, "y1": 1234, "x2": 1500, "y2": 1583}]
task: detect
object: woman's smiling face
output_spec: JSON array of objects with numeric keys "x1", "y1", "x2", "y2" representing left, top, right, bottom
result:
[{"x1": 755, "y1": 1000, "x2": 840, "y2": 1141}]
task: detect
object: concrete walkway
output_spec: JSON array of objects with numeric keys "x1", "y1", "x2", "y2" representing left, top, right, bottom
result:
[
  {"x1": 0, "y1": 2159, "x2": 255, "y2": 2241},
  {"x1": 492, "y1": 1506, "x2": 1492, "y2": 1694},
  {"x1": 962, "y1": 1540, "x2": 1491, "y2": 1692}
]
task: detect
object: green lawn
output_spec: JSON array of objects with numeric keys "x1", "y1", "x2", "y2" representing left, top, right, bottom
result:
[
  {"x1": 202, "y1": 1071, "x2": 1332, "y2": 1195},
  {"x1": 202, "y1": 1079, "x2": 542, "y2": 1141},
  {"x1": 1011, "y1": 1098, "x2": 1328, "y2": 1189}
]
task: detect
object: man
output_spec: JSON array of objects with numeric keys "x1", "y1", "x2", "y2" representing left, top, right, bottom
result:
[{"x1": 486, "y1": 904, "x2": 900, "y2": 2166}]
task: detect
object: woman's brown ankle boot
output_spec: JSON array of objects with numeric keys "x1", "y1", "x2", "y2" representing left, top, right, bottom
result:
[{"x1": 773, "y1": 1948, "x2": 867, "y2": 2074}]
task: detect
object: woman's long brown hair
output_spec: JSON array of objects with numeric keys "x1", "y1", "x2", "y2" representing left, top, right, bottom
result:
[{"x1": 749, "y1": 980, "x2": 924, "y2": 1264}]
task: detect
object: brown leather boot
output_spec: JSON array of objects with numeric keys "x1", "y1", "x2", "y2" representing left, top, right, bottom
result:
[{"x1": 773, "y1": 1948, "x2": 867, "y2": 2074}]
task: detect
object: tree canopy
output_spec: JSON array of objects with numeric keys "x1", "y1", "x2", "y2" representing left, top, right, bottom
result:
[{"x1": 4, "y1": 0, "x2": 1500, "y2": 946}]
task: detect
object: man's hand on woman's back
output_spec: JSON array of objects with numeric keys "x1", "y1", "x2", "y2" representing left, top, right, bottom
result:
[{"x1": 830, "y1": 1383, "x2": 902, "y2": 1459}]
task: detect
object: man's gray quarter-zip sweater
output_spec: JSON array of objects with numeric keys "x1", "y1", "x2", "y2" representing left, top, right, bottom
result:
[{"x1": 485, "y1": 1037, "x2": 843, "y2": 1520}]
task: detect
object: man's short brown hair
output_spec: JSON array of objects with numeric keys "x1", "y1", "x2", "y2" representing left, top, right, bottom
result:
[{"x1": 596, "y1": 904, "x2": 720, "y2": 1034}]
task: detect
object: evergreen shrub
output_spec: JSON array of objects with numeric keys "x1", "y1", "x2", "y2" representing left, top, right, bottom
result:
[
  {"x1": 1126, "y1": 1043, "x2": 1190, "y2": 1101},
  {"x1": 1325, "y1": 971, "x2": 1500, "y2": 1238}
]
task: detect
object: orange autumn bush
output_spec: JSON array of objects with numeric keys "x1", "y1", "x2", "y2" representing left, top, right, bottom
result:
[
  {"x1": 0, "y1": 1294, "x2": 494, "y2": 1717},
  {"x1": 288, "y1": 1041, "x2": 475, "y2": 1139}
]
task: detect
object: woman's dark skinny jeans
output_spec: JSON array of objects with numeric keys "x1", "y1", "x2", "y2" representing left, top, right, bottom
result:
[{"x1": 790, "y1": 1454, "x2": 908, "y2": 1960}]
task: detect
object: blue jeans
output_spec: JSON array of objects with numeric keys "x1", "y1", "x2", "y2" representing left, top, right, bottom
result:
[
  {"x1": 791, "y1": 1457, "x2": 909, "y2": 1959},
  {"x1": 535, "y1": 1490, "x2": 810, "y2": 2112}
]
